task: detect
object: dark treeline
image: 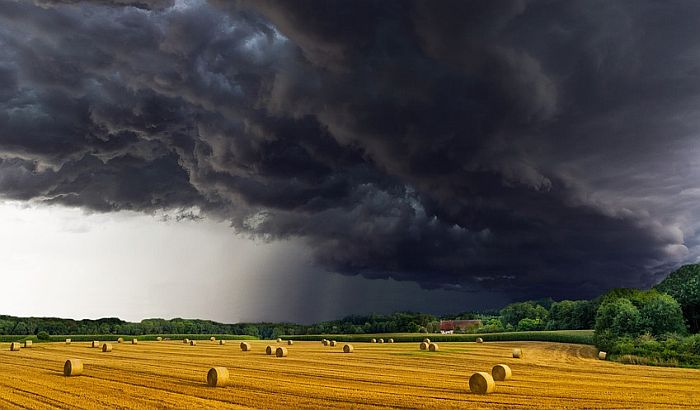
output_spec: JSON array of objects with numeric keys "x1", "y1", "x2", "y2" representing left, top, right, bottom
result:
[
  {"x1": 2, "y1": 264, "x2": 698, "y2": 366},
  {"x1": 0, "y1": 313, "x2": 441, "y2": 340}
]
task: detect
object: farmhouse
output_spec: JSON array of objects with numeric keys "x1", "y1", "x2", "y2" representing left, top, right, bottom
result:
[{"x1": 439, "y1": 320, "x2": 481, "y2": 334}]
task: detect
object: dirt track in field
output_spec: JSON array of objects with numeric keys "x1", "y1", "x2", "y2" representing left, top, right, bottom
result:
[{"x1": 0, "y1": 340, "x2": 698, "y2": 409}]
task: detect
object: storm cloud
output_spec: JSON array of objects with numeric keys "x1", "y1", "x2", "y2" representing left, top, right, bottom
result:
[{"x1": 1, "y1": 0, "x2": 700, "y2": 302}]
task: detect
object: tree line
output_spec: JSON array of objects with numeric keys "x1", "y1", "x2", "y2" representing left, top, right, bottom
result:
[{"x1": 1, "y1": 264, "x2": 698, "y2": 366}]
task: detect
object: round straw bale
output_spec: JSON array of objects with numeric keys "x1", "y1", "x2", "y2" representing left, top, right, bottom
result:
[
  {"x1": 207, "y1": 367, "x2": 229, "y2": 387},
  {"x1": 102, "y1": 343, "x2": 113, "y2": 352},
  {"x1": 330, "y1": 340, "x2": 337, "y2": 347},
  {"x1": 275, "y1": 347, "x2": 288, "y2": 357},
  {"x1": 371, "y1": 338, "x2": 376, "y2": 343},
  {"x1": 266, "y1": 345, "x2": 274, "y2": 355},
  {"x1": 322, "y1": 339, "x2": 329, "y2": 346},
  {"x1": 63, "y1": 359, "x2": 83, "y2": 377},
  {"x1": 388, "y1": 338, "x2": 394, "y2": 343},
  {"x1": 156, "y1": 337, "x2": 163, "y2": 342},
  {"x1": 512, "y1": 348, "x2": 522, "y2": 358},
  {"x1": 91, "y1": 341, "x2": 100, "y2": 348},
  {"x1": 378, "y1": 338, "x2": 384, "y2": 343},
  {"x1": 65, "y1": 338, "x2": 71, "y2": 345},
  {"x1": 219, "y1": 340, "x2": 226, "y2": 345},
  {"x1": 287, "y1": 340, "x2": 293, "y2": 345},
  {"x1": 469, "y1": 372, "x2": 495, "y2": 394},
  {"x1": 240, "y1": 341, "x2": 251, "y2": 351},
  {"x1": 117, "y1": 337, "x2": 123, "y2": 343},
  {"x1": 429, "y1": 343, "x2": 439, "y2": 352},
  {"x1": 9, "y1": 342, "x2": 20, "y2": 351},
  {"x1": 423, "y1": 338, "x2": 431, "y2": 343},
  {"x1": 491, "y1": 364, "x2": 512, "y2": 381},
  {"x1": 598, "y1": 351, "x2": 607, "y2": 360},
  {"x1": 184, "y1": 338, "x2": 190, "y2": 344},
  {"x1": 190, "y1": 340, "x2": 197, "y2": 346},
  {"x1": 23, "y1": 340, "x2": 32, "y2": 348},
  {"x1": 420, "y1": 342, "x2": 428, "y2": 350},
  {"x1": 131, "y1": 339, "x2": 138, "y2": 345},
  {"x1": 476, "y1": 337, "x2": 483, "y2": 343},
  {"x1": 210, "y1": 336, "x2": 216, "y2": 342},
  {"x1": 276, "y1": 338, "x2": 282, "y2": 343},
  {"x1": 343, "y1": 344, "x2": 354, "y2": 353}
]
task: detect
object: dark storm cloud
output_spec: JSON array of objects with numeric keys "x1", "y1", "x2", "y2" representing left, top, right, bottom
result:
[{"x1": 1, "y1": 0, "x2": 699, "y2": 301}]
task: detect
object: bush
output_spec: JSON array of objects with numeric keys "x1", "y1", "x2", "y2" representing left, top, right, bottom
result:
[
  {"x1": 608, "y1": 333, "x2": 700, "y2": 368},
  {"x1": 37, "y1": 331, "x2": 50, "y2": 341}
]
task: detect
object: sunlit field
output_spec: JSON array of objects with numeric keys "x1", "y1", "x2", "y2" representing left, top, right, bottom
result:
[{"x1": 1, "y1": 340, "x2": 698, "y2": 409}]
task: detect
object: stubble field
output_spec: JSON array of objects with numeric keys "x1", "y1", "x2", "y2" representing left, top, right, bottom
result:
[{"x1": 0, "y1": 339, "x2": 698, "y2": 409}]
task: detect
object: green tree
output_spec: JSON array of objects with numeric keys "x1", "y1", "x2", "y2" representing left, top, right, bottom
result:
[
  {"x1": 500, "y1": 301, "x2": 548, "y2": 327},
  {"x1": 655, "y1": 264, "x2": 700, "y2": 332},
  {"x1": 242, "y1": 325, "x2": 259, "y2": 338},
  {"x1": 517, "y1": 318, "x2": 544, "y2": 331},
  {"x1": 595, "y1": 298, "x2": 641, "y2": 337},
  {"x1": 547, "y1": 300, "x2": 596, "y2": 330},
  {"x1": 638, "y1": 292, "x2": 686, "y2": 335}
]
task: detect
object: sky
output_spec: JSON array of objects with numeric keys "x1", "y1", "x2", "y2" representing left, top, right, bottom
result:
[{"x1": 1, "y1": 0, "x2": 700, "y2": 323}]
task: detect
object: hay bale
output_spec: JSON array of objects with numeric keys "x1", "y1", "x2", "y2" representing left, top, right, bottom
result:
[
  {"x1": 276, "y1": 338, "x2": 282, "y2": 343},
  {"x1": 343, "y1": 344, "x2": 354, "y2": 353},
  {"x1": 184, "y1": 338, "x2": 190, "y2": 344},
  {"x1": 219, "y1": 340, "x2": 226, "y2": 345},
  {"x1": 598, "y1": 351, "x2": 607, "y2": 360},
  {"x1": 469, "y1": 372, "x2": 495, "y2": 394},
  {"x1": 9, "y1": 342, "x2": 21, "y2": 351},
  {"x1": 287, "y1": 340, "x2": 294, "y2": 345},
  {"x1": 210, "y1": 336, "x2": 216, "y2": 342},
  {"x1": 420, "y1": 342, "x2": 428, "y2": 350},
  {"x1": 190, "y1": 340, "x2": 197, "y2": 346},
  {"x1": 207, "y1": 367, "x2": 229, "y2": 387},
  {"x1": 275, "y1": 347, "x2": 288, "y2": 357},
  {"x1": 330, "y1": 340, "x2": 337, "y2": 347},
  {"x1": 63, "y1": 359, "x2": 83, "y2": 377},
  {"x1": 378, "y1": 338, "x2": 384, "y2": 343},
  {"x1": 23, "y1": 340, "x2": 32, "y2": 348},
  {"x1": 240, "y1": 342, "x2": 251, "y2": 351},
  {"x1": 388, "y1": 338, "x2": 394, "y2": 343},
  {"x1": 370, "y1": 338, "x2": 377, "y2": 343},
  {"x1": 491, "y1": 364, "x2": 512, "y2": 381},
  {"x1": 322, "y1": 340, "x2": 329, "y2": 346},
  {"x1": 65, "y1": 338, "x2": 71, "y2": 345},
  {"x1": 102, "y1": 343, "x2": 113, "y2": 352},
  {"x1": 266, "y1": 345, "x2": 274, "y2": 355},
  {"x1": 423, "y1": 338, "x2": 431, "y2": 344},
  {"x1": 91, "y1": 341, "x2": 100, "y2": 348},
  {"x1": 131, "y1": 339, "x2": 138, "y2": 345},
  {"x1": 156, "y1": 337, "x2": 163, "y2": 342},
  {"x1": 117, "y1": 337, "x2": 124, "y2": 343},
  {"x1": 476, "y1": 337, "x2": 483, "y2": 344},
  {"x1": 428, "y1": 343, "x2": 439, "y2": 352},
  {"x1": 512, "y1": 348, "x2": 522, "y2": 358}
]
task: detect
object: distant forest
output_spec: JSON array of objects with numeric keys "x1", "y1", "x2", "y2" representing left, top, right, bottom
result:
[{"x1": 2, "y1": 265, "x2": 699, "y2": 365}]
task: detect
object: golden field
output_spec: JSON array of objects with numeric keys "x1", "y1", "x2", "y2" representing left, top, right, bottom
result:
[{"x1": 0, "y1": 340, "x2": 699, "y2": 409}]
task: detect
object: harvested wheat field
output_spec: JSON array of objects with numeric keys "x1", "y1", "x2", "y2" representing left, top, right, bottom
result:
[{"x1": 0, "y1": 340, "x2": 698, "y2": 409}]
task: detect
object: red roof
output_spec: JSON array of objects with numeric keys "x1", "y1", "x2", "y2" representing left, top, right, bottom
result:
[{"x1": 439, "y1": 320, "x2": 482, "y2": 331}]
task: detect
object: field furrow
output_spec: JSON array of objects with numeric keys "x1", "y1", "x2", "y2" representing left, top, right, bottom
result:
[{"x1": 0, "y1": 340, "x2": 698, "y2": 409}]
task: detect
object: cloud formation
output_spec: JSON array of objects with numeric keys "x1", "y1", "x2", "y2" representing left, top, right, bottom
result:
[{"x1": 1, "y1": 0, "x2": 700, "y2": 301}]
